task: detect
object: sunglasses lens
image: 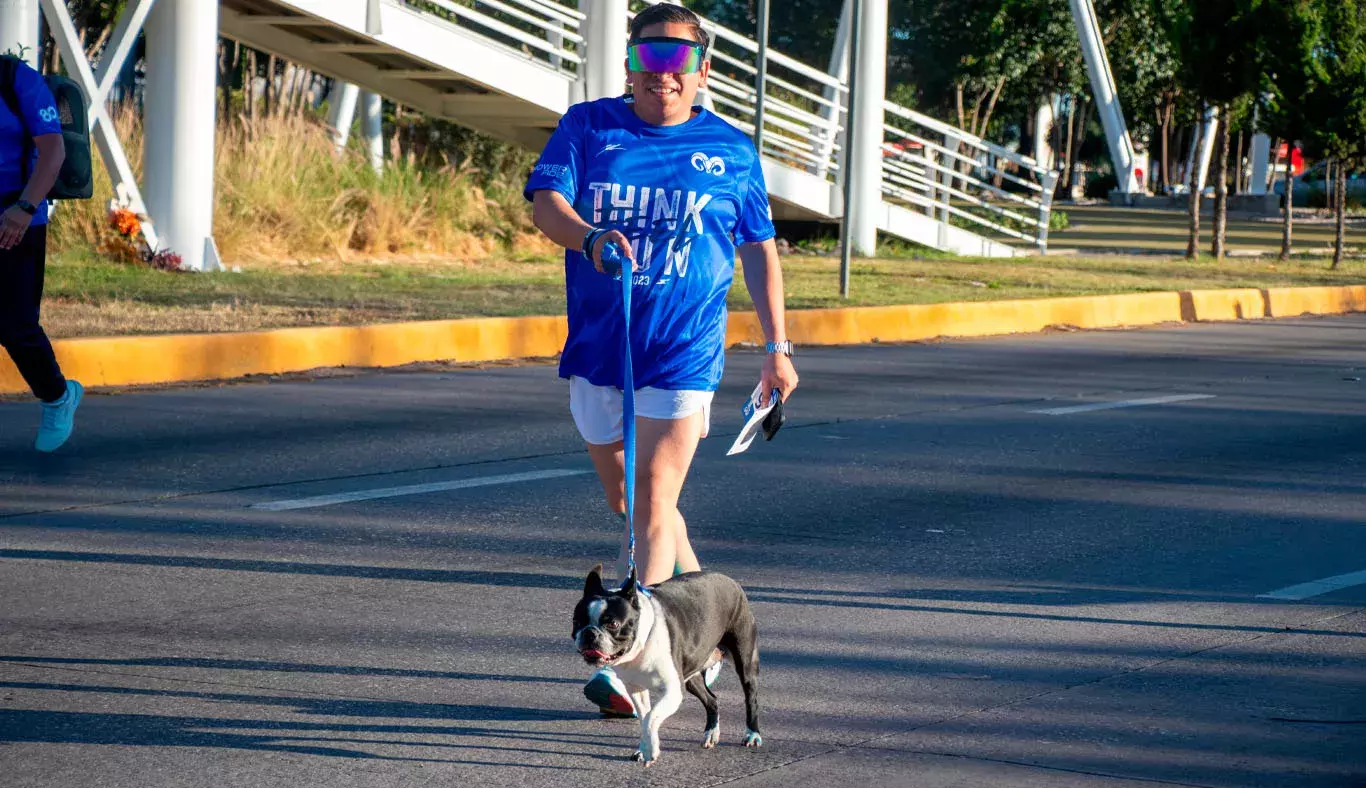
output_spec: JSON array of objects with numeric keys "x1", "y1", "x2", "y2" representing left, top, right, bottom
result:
[{"x1": 628, "y1": 41, "x2": 702, "y2": 73}]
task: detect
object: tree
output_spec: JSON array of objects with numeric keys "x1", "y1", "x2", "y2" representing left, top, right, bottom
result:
[
  {"x1": 1300, "y1": 0, "x2": 1366, "y2": 268},
  {"x1": 1260, "y1": 0, "x2": 1325, "y2": 260},
  {"x1": 1153, "y1": 0, "x2": 1266, "y2": 260}
]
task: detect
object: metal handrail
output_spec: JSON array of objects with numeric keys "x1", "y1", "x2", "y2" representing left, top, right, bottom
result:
[{"x1": 404, "y1": 0, "x2": 582, "y2": 69}]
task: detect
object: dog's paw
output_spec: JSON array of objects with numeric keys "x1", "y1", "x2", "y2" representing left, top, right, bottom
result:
[
  {"x1": 635, "y1": 739, "x2": 660, "y2": 767},
  {"x1": 743, "y1": 728, "x2": 763, "y2": 748},
  {"x1": 701, "y1": 724, "x2": 720, "y2": 749}
]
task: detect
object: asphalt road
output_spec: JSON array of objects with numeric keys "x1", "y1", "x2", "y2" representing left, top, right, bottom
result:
[{"x1": 2, "y1": 315, "x2": 1364, "y2": 787}]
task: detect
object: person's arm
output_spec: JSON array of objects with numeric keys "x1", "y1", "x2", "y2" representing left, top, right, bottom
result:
[
  {"x1": 739, "y1": 238, "x2": 798, "y2": 401},
  {"x1": 531, "y1": 190, "x2": 634, "y2": 273},
  {"x1": 0, "y1": 133, "x2": 63, "y2": 250}
]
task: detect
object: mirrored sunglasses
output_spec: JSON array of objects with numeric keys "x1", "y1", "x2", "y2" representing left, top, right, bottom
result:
[{"x1": 627, "y1": 37, "x2": 705, "y2": 74}]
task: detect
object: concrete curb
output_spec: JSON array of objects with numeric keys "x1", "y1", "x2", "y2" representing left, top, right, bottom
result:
[{"x1": 4, "y1": 285, "x2": 1365, "y2": 395}]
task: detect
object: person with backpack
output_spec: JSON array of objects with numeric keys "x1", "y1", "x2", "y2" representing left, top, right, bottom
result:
[{"x1": 1, "y1": 55, "x2": 82, "y2": 451}]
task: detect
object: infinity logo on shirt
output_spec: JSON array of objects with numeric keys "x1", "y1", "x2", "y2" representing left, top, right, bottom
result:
[
  {"x1": 38, "y1": 106, "x2": 58, "y2": 124},
  {"x1": 690, "y1": 152, "x2": 725, "y2": 176}
]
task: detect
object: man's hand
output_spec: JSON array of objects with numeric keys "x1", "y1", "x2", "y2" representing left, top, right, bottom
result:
[
  {"x1": 0, "y1": 206, "x2": 31, "y2": 250},
  {"x1": 591, "y1": 229, "x2": 635, "y2": 274},
  {"x1": 760, "y1": 352, "x2": 798, "y2": 403}
]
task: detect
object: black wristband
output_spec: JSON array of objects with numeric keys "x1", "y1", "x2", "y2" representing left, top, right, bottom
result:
[{"x1": 582, "y1": 228, "x2": 606, "y2": 258}]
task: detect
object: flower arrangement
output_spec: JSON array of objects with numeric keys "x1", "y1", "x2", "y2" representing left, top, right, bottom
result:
[{"x1": 99, "y1": 207, "x2": 183, "y2": 271}]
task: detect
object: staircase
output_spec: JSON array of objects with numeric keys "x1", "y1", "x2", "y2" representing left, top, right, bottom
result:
[{"x1": 219, "y1": 0, "x2": 1057, "y2": 256}]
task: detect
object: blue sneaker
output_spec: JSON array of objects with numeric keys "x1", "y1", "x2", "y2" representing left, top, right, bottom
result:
[
  {"x1": 584, "y1": 667, "x2": 636, "y2": 718},
  {"x1": 35, "y1": 380, "x2": 82, "y2": 453}
]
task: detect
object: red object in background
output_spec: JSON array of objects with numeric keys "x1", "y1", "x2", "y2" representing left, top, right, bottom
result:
[
  {"x1": 883, "y1": 140, "x2": 924, "y2": 158},
  {"x1": 1134, "y1": 167, "x2": 1144, "y2": 182},
  {"x1": 1276, "y1": 143, "x2": 1305, "y2": 175}
]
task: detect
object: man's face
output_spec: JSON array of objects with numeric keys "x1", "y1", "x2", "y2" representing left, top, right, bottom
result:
[{"x1": 626, "y1": 21, "x2": 710, "y2": 124}]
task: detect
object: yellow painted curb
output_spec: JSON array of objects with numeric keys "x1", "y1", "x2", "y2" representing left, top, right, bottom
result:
[
  {"x1": 3, "y1": 284, "x2": 1364, "y2": 395},
  {"x1": 0, "y1": 315, "x2": 568, "y2": 394},
  {"x1": 1264, "y1": 285, "x2": 1366, "y2": 318}
]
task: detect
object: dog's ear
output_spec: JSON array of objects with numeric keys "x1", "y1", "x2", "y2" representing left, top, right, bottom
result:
[
  {"x1": 584, "y1": 563, "x2": 606, "y2": 597},
  {"x1": 619, "y1": 566, "x2": 639, "y2": 602}
]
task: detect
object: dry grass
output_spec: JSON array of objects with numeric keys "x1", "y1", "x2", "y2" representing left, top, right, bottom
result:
[{"x1": 47, "y1": 110, "x2": 554, "y2": 264}]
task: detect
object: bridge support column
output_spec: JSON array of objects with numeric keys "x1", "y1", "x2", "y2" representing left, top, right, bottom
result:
[
  {"x1": 581, "y1": 0, "x2": 627, "y2": 101},
  {"x1": 144, "y1": 0, "x2": 221, "y2": 271},
  {"x1": 1069, "y1": 0, "x2": 1141, "y2": 195},
  {"x1": 847, "y1": 0, "x2": 886, "y2": 257},
  {"x1": 0, "y1": 0, "x2": 41, "y2": 65},
  {"x1": 327, "y1": 81, "x2": 359, "y2": 151},
  {"x1": 1248, "y1": 133, "x2": 1272, "y2": 195},
  {"x1": 360, "y1": 90, "x2": 383, "y2": 174},
  {"x1": 1193, "y1": 105, "x2": 1219, "y2": 195}
]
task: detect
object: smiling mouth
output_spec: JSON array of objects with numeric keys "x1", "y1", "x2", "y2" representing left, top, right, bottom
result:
[{"x1": 580, "y1": 647, "x2": 623, "y2": 665}]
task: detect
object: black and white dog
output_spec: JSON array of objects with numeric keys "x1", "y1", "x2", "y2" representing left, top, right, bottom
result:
[{"x1": 572, "y1": 564, "x2": 762, "y2": 766}]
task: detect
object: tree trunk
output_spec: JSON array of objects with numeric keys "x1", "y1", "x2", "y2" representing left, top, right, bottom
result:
[
  {"x1": 218, "y1": 40, "x2": 237, "y2": 126},
  {"x1": 1172, "y1": 125, "x2": 1186, "y2": 187},
  {"x1": 246, "y1": 50, "x2": 258, "y2": 124},
  {"x1": 1062, "y1": 97, "x2": 1077, "y2": 191},
  {"x1": 1233, "y1": 129, "x2": 1244, "y2": 194},
  {"x1": 264, "y1": 55, "x2": 277, "y2": 118},
  {"x1": 1280, "y1": 145, "x2": 1294, "y2": 260},
  {"x1": 1070, "y1": 97, "x2": 1090, "y2": 193},
  {"x1": 1186, "y1": 118, "x2": 1204, "y2": 259},
  {"x1": 1212, "y1": 110, "x2": 1229, "y2": 261},
  {"x1": 977, "y1": 77, "x2": 1006, "y2": 139},
  {"x1": 1159, "y1": 104, "x2": 1172, "y2": 193},
  {"x1": 1332, "y1": 160, "x2": 1347, "y2": 269},
  {"x1": 1325, "y1": 160, "x2": 1333, "y2": 212}
]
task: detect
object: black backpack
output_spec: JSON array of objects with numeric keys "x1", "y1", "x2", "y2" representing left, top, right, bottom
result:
[{"x1": 0, "y1": 54, "x2": 93, "y2": 201}]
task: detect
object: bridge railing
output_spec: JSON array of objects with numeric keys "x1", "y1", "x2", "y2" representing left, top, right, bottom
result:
[
  {"x1": 880, "y1": 102, "x2": 1058, "y2": 251},
  {"x1": 401, "y1": 0, "x2": 585, "y2": 76}
]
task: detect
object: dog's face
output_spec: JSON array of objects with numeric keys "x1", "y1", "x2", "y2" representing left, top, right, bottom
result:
[{"x1": 572, "y1": 565, "x2": 643, "y2": 668}]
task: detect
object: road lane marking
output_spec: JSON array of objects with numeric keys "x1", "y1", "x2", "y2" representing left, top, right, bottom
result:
[
  {"x1": 1031, "y1": 394, "x2": 1215, "y2": 416},
  {"x1": 249, "y1": 469, "x2": 591, "y2": 511},
  {"x1": 1258, "y1": 569, "x2": 1366, "y2": 600}
]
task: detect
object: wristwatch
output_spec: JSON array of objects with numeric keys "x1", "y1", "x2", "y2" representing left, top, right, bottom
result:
[
  {"x1": 765, "y1": 340, "x2": 794, "y2": 357},
  {"x1": 14, "y1": 200, "x2": 37, "y2": 215}
]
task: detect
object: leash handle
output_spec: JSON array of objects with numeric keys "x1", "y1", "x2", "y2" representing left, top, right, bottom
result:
[{"x1": 601, "y1": 241, "x2": 636, "y2": 576}]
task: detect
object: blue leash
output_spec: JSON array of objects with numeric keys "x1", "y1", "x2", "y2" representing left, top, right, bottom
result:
[{"x1": 600, "y1": 242, "x2": 638, "y2": 580}]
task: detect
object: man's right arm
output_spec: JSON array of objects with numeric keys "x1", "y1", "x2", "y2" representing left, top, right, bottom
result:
[{"x1": 531, "y1": 190, "x2": 633, "y2": 273}]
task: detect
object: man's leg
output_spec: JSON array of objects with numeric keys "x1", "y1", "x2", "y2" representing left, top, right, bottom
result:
[{"x1": 628, "y1": 411, "x2": 705, "y2": 586}]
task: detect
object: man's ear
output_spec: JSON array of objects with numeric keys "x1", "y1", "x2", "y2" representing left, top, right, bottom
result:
[{"x1": 584, "y1": 563, "x2": 606, "y2": 597}]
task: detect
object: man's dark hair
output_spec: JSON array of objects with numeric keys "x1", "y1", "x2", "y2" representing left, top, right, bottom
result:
[{"x1": 629, "y1": 3, "x2": 711, "y2": 53}]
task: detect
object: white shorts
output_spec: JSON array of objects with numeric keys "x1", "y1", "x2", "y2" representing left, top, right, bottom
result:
[{"x1": 569, "y1": 376, "x2": 714, "y2": 445}]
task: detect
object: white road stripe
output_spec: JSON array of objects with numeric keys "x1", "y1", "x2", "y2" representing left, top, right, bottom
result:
[
  {"x1": 1031, "y1": 394, "x2": 1216, "y2": 416},
  {"x1": 1257, "y1": 569, "x2": 1366, "y2": 601},
  {"x1": 249, "y1": 469, "x2": 591, "y2": 511}
]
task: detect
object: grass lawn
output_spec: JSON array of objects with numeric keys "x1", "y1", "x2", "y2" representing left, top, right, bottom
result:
[{"x1": 41, "y1": 238, "x2": 1366, "y2": 339}]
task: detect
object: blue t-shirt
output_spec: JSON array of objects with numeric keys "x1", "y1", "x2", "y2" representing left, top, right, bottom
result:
[
  {"x1": 524, "y1": 96, "x2": 776, "y2": 392},
  {"x1": 0, "y1": 59, "x2": 61, "y2": 226}
]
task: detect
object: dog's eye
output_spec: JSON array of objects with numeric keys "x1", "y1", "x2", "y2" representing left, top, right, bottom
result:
[{"x1": 604, "y1": 619, "x2": 621, "y2": 630}]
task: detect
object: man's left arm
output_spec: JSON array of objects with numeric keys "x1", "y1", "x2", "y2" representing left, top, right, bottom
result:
[{"x1": 739, "y1": 239, "x2": 798, "y2": 401}]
